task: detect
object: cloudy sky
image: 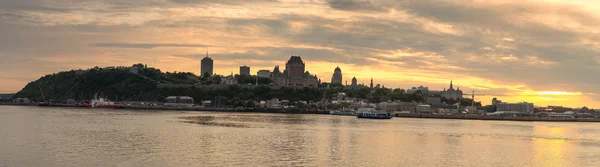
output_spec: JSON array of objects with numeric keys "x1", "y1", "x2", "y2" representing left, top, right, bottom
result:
[{"x1": 1, "y1": 0, "x2": 599, "y2": 108}]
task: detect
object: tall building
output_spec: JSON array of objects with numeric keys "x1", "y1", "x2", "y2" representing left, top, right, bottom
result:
[
  {"x1": 270, "y1": 56, "x2": 320, "y2": 87},
  {"x1": 441, "y1": 80, "x2": 463, "y2": 100},
  {"x1": 370, "y1": 78, "x2": 374, "y2": 89},
  {"x1": 240, "y1": 66, "x2": 250, "y2": 76},
  {"x1": 331, "y1": 66, "x2": 342, "y2": 84},
  {"x1": 257, "y1": 70, "x2": 271, "y2": 78},
  {"x1": 286, "y1": 56, "x2": 305, "y2": 78},
  {"x1": 351, "y1": 77, "x2": 357, "y2": 88},
  {"x1": 200, "y1": 51, "x2": 213, "y2": 76}
]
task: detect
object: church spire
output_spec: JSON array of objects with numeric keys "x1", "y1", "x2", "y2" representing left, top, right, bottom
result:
[{"x1": 450, "y1": 80, "x2": 453, "y2": 89}]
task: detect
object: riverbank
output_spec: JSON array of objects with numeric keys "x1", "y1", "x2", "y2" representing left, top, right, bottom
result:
[
  {"x1": 0, "y1": 102, "x2": 329, "y2": 114},
  {"x1": 2, "y1": 103, "x2": 599, "y2": 122},
  {"x1": 395, "y1": 113, "x2": 600, "y2": 122},
  {"x1": 120, "y1": 105, "x2": 329, "y2": 114}
]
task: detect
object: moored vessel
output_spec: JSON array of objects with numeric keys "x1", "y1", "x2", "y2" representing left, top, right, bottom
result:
[
  {"x1": 356, "y1": 108, "x2": 392, "y2": 119},
  {"x1": 84, "y1": 94, "x2": 121, "y2": 108}
]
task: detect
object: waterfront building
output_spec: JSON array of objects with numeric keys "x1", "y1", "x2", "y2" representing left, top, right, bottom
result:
[
  {"x1": 201, "y1": 51, "x2": 213, "y2": 76},
  {"x1": 378, "y1": 101, "x2": 418, "y2": 113},
  {"x1": 266, "y1": 98, "x2": 280, "y2": 108},
  {"x1": 165, "y1": 96, "x2": 194, "y2": 107},
  {"x1": 201, "y1": 101, "x2": 212, "y2": 107},
  {"x1": 496, "y1": 102, "x2": 534, "y2": 113},
  {"x1": 240, "y1": 66, "x2": 250, "y2": 76},
  {"x1": 417, "y1": 104, "x2": 432, "y2": 113},
  {"x1": 441, "y1": 80, "x2": 463, "y2": 100},
  {"x1": 331, "y1": 66, "x2": 342, "y2": 84},
  {"x1": 257, "y1": 70, "x2": 271, "y2": 78},
  {"x1": 270, "y1": 56, "x2": 320, "y2": 87}
]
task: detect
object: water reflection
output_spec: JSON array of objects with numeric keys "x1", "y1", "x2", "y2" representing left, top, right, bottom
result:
[
  {"x1": 1, "y1": 106, "x2": 600, "y2": 167},
  {"x1": 532, "y1": 126, "x2": 576, "y2": 167}
]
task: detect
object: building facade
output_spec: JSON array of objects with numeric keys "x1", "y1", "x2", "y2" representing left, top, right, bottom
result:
[
  {"x1": 165, "y1": 96, "x2": 194, "y2": 107},
  {"x1": 270, "y1": 56, "x2": 320, "y2": 87},
  {"x1": 331, "y1": 66, "x2": 342, "y2": 84},
  {"x1": 201, "y1": 52, "x2": 213, "y2": 76},
  {"x1": 257, "y1": 70, "x2": 271, "y2": 78},
  {"x1": 379, "y1": 101, "x2": 418, "y2": 113},
  {"x1": 441, "y1": 80, "x2": 463, "y2": 100},
  {"x1": 496, "y1": 102, "x2": 534, "y2": 113},
  {"x1": 240, "y1": 66, "x2": 250, "y2": 76}
]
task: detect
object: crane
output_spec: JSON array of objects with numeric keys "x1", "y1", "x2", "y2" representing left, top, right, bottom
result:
[{"x1": 38, "y1": 85, "x2": 46, "y2": 103}]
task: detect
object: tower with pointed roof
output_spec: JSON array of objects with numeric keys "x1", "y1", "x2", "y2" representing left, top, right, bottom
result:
[
  {"x1": 331, "y1": 66, "x2": 342, "y2": 84},
  {"x1": 370, "y1": 78, "x2": 374, "y2": 89},
  {"x1": 442, "y1": 80, "x2": 463, "y2": 100}
]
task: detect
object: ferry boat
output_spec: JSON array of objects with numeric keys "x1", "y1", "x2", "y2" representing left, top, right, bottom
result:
[
  {"x1": 356, "y1": 108, "x2": 393, "y2": 119},
  {"x1": 84, "y1": 94, "x2": 121, "y2": 109}
]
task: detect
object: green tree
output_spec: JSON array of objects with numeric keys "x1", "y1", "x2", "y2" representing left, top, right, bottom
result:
[{"x1": 245, "y1": 100, "x2": 256, "y2": 108}]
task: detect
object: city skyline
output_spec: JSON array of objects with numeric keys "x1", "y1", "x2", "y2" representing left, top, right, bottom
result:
[{"x1": 1, "y1": 0, "x2": 600, "y2": 108}]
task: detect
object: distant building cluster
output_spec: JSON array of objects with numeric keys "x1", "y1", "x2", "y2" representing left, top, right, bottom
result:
[{"x1": 191, "y1": 53, "x2": 599, "y2": 115}]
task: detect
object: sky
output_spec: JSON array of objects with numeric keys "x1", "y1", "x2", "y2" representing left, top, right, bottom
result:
[{"x1": 1, "y1": 0, "x2": 600, "y2": 108}]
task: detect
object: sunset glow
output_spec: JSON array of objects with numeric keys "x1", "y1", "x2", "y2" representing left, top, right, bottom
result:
[{"x1": 1, "y1": 0, "x2": 599, "y2": 108}]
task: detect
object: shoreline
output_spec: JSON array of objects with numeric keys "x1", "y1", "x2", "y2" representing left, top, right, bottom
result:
[
  {"x1": 1, "y1": 103, "x2": 599, "y2": 122},
  {"x1": 393, "y1": 113, "x2": 600, "y2": 123}
]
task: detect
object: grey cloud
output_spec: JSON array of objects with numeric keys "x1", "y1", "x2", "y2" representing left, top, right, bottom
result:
[
  {"x1": 3, "y1": 0, "x2": 600, "y2": 100},
  {"x1": 0, "y1": 0, "x2": 278, "y2": 14},
  {"x1": 169, "y1": 0, "x2": 278, "y2": 5},
  {"x1": 174, "y1": 46, "x2": 378, "y2": 66},
  {"x1": 325, "y1": 0, "x2": 385, "y2": 11},
  {"x1": 91, "y1": 43, "x2": 211, "y2": 49}
]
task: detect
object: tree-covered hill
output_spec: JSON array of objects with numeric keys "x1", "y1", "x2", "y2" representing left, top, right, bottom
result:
[{"x1": 13, "y1": 67, "x2": 158, "y2": 102}]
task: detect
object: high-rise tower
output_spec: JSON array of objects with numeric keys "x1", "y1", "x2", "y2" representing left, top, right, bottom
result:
[
  {"x1": 201, "y1": 51, "x2": 213, "y2": 76},
  {"x1": 240, "y1": 66, "x2": 250, "y2": 76}
]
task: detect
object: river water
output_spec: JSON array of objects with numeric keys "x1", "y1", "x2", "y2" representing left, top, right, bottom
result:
[{"x1": 1, "y1": 105, "x2": 599, "y2": 167}]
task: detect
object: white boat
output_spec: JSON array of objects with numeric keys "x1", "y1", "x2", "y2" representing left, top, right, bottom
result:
[
  {"x1": 356, "y1": 108, "x2": 392, "y2": 119},
  {"x1": 85, "y1": 94, "x2": 121, "y2": 108}
]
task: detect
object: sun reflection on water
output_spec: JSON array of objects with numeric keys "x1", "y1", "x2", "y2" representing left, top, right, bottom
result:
[{"x1": 531, "y1": 126, "x2": 576, "y2": 167}]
